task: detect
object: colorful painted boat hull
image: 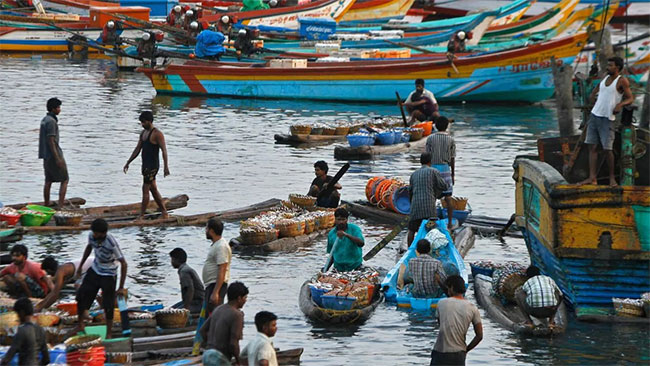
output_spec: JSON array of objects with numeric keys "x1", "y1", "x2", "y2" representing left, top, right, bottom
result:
[
  {"x1": 139, "y1": 33, "x2": 587, "y2": 102},
  {"x1": 513, "y1": 158, "x2": 650, "y2": 317},
  {"x1": 339, "y1": 0, "x2": 416, "y2": 24},
  {"x1": 0, "y1": 27, "x2": 142, "y2": 52},
  {"x1": 483, "y1": 0, "x2": 579, "y2": 38}
]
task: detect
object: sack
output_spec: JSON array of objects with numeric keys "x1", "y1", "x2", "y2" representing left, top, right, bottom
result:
[{"x1": 425, "y1": 229, "x2": 448, "y2": 250}]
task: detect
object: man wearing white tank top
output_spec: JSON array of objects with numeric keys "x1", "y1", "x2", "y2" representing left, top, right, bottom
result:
[{"x1": 579, "y1": 56, "x2": 634, "y2": 186}]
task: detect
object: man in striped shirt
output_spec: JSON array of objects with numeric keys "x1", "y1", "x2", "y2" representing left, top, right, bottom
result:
[
  {"x1": 515, "y1": 265, "x2": 563, "y2": 327},
  {"x1": 76, "y1": 218, "x2": 128, "y2": 339},
  {"x1": 425, "y1": 116, "x2": 455, "y2": 196}
]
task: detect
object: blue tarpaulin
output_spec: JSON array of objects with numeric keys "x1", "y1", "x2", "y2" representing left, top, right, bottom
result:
[{"x1": 194, "y1": 30, "x2": 226, "y2": 58}]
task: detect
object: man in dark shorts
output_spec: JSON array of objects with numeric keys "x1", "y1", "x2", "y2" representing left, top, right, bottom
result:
[
  {"x1": 0, "y1": 298, "x2": 49, "y2": 366},
  {"x1": 38, "y1": 97, "x2": 68, "y2": 208},
  {"x1": 75, "y1": 219, "x2": 128, "y2": 339},
  {"x1": 200, "y1": 282, "x2": 248, "y2": 366},
  {"x1": 123, "y1": 111, "x2": 170, "y2": 219},
  {"x1": 0, "y1": 244, "x2": 53, "y2": 299},
  {"x1": 408, "y1": 153, "x2": 454, "y2": 247},
  {"x1": 308, "y1": 160, "x2": 342, "y2": 208}
]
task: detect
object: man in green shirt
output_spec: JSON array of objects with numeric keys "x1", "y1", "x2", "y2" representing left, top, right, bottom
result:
[{"x1": 326, "y1": 208, "x2": 364, "y2": 271}]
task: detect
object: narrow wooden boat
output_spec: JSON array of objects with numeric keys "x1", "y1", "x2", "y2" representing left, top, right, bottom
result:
[
  {"x1": 274, "y1": 133, "x2": 347, "y2": 145},
  {"x1": 299, "y1": 280, "x2": 383, "y2": 323},
  {"x1": 0, "y1": 228, "x2": 24, "y2": 248},
  {"x1": 200, "y1": 0, "x2": 357, "y2": 29},
  {"x1": 482, "y1": 0, "x2": 579, "y2": 39},
  {"x1": 127, "y1": 346, "x2": 303, "y2": 365},
  {"x1": 381, "y1": 218, "x2": 471, "y2": 311},
  {"x1": 5, "y1": 197, "x2": 86, "y2": 209},
  {"x1": 334, "y1": 135, "x2": 426, "y2": 160},
  {"x1": 230, "y1": 227, "x2": 330, "y2": 252},
  {"x1": 473, "y1": 274, "x2": 568, "y2": 336},
  {"x1": 513, "y1": 127, "x2": 650, "y2": 322},
  {"x1": 339, "y1": 0, "x2": 416, "y2": 25},
  {"x1": 138, "y1": 33, "x2": 588, "y2": 103}
]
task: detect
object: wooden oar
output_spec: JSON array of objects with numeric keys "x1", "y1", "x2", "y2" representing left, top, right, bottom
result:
[
  {"x1": 323, "y1": 237, "x2": 338, "y2": 272},
  {"x1": 317, "y1": 163, "x2": 350, "y2": 201},
  {"x1": 362, "y1": 217, "x2": 409, "y2": 261},
  {"x1": 395, "y1": 91, "x2": 409, "y2": 127}
]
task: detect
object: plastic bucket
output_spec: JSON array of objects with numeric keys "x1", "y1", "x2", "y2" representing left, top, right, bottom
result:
[
  {"x1": 632, "y1": 205, "x2": 650, "y2": 251},
  {"x1": 413, "y1": 121, "x2": 433, "y2": 136},
  {"x1": 19, "y1": 212, "x2": 46, "y2": 226},
  {"x1": 26, "y1": 204, "x2": 56, "y2": 224},
  {"x1": 0, "y1": 213, "x2": 21, "y2": 226},
  {"x1": 392, "y1": 186, "x2": 411, "y2": 214},
  {"x1": 347, "y1": 134, "x2": 373, "y2": 148},
  {"x1": 376, "y1": 131, "x2": 395, "y2": 145}
]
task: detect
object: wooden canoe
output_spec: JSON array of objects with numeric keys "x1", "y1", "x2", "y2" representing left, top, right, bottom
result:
[
  {"x1": 230, "y1": 228, "x2": 330, "y2": 253},
  {"x1": 24, "y1": 198, "x2": 282, "y2": 233},
  {"x1": 5, "y1": 197, "x2": 86, "y2": 209},
  {"x1": 334, "y1": 137, "x2": 427, "y2": 160},
  {"x1": 575, "y1": 313, "x2": 650, "y2": 324},
  {"x1": 299, "y1": 280, "x2": 383, "y2": 324},
  {"x1": 131, "y1": 346, "x2": 303, "y2": 365},
  {"x1": 0, "y1": 227, "x2": 24, "y2": 249},
  {"x1": 474, "y1": 274, "x2": 568, "y2": 336},
  {"x1": 274, "y1": 133, "x2": 347, "y2": 145}
]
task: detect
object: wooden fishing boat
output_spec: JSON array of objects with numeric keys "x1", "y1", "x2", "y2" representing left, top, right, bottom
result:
[
  {"x1": 274, "y1": 133, "x2": 347, "y2": 145},
  {"x1": 381, "y1": 218, "x2": 471, "y2": 311},
  {"x1": 138, "y1": 33, "x2": 589, "y2": 103},
  {"x1": 339, "y1": 0, "x2": 416, "y2": 25},
  {"x1": 230, "y1": 227, "x2": 330, "y2": 252},
  {"x1": 200, "y1": 0, "x2": 357, "y2": 29},
  {"x1": 513, "y1": 128, "x2": 650, "y2": 322},
  {"x1": 0, "y1": 228, "x2": 24, "y2": 249},
  {"x1": 473, "y1": 274, "x2": 568, "y2": 336},
  {"x1": 5, "y1": 197, "x2": 86, "y2": 209},
  {"x1": 124, "y1": 346, "x2": 303, "y2": 365},
  {"x1": 482, "y1": 0, "x2": 579, "y2": 39},
  {"x1": 23, "y1": 198, "x2": 282, "y2": 233},
  {"x1": 334, "y1": 135, "x2": 426, "y2": 160},
  {"x1": 299, "y1": 280, "x2": 383, "y2": 324}
]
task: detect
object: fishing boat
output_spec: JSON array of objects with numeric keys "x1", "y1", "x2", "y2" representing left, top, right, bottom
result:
[
  {"x1": 298, "y1": 276, "x2": 384, "y2": 324},
  {"x1": 481, "y1": 0, "x2": 579, "y2": 39},
  {"x1": 473, "y1": 273, "x2": 568, "y2": 336},
  {"x1": 274, "y1": 133, "x2": 347, "y2": 145},
  {"x1": 512, "y1": 128, "x2": 650, "y2": 322},
  {"x1": 334, "y1": 135, "x2": 427, "y2": 160},
  {"x1": 138, "y1": 32, "x2": 588, "y2": 102},
  {"x1": 200, "y1": 0, "x2": 357, "y2": 29},
  {"x1": 0, "y1": 228, "x2": 24, "y2": 249},
  {"x1": 230, "y1": 227, "x2": 330, "y2": 252},
  {"x1": 338, "y1": 0, "x2": 416, "y2": 25},
  {"x1": 381, "y1": 218, "x2": 470, "y2": 311}
]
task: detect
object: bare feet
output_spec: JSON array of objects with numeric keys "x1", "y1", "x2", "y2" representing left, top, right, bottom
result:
[
  {"x1": 609, "y1": 178, "x2": 618, "y2": 187},
  {"x1": 161, "y1": 212, "x2": 169, "y2": 219},
  {"x1": 576, "y1": 178, "x2": 597, "y2": 186}
]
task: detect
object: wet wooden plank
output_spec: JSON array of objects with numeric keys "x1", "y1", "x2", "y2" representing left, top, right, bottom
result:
[{"x1": 334, "y1": 137, "x2": 427, "y2": 160}]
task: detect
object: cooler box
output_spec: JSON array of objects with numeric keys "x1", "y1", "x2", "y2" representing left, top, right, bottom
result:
[
  {"x1": 298, "y1": 17, "x2": 336, "y2": 40},
  {"x1": 89, "y1": 6, "x2": 150, "y2": 28},
  {"x1": 120, "y1": 0, "x2": 177, "y2": 17}
]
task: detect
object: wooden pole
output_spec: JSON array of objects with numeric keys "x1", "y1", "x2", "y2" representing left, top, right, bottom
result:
[
  {"x1": 641, "y1": 78, "x2": 650, "y2": 128},
  {"x1": 551, "y1": 56, "x2": 575, "y2": 137},
  {"x1": 591, "y1": 26, "x2": 614, "y2": 76}
]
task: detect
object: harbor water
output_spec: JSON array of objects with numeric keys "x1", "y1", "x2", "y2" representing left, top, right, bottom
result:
[{"x1": 0, "y1": 58, "x2": 648, "y2": 365}]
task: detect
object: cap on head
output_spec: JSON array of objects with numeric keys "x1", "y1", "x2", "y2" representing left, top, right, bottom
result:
[
  {"x1": 142, "y1": 32, "x2": 151, "y2": 41},
  {"x1": 269, "y1": 0, "x2": 278, "y2": 6},
  {"x1": 186, "y1": 9, "x2": 194, "y2": 17},
  {"x1": 107, "y1": 20, "x2": 115, "y2": 29},
  {"x1": 190, "y1": 21, "x2": 199, "y2": 30},
  {"x1": 457, "y1": 31, "x2": 466, "y2": 40},
  {"x1": 173, "y1": 5, "x2": 181, "y2": 12},
  {"x1": 221, "y1": 15, "x2": 230, "y2": 23},
  {"x1": 238, "y1": 29, "x2": 247, "y2": 35}
]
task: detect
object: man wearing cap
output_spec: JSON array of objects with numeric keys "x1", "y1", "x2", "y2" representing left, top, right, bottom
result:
[
  {"x1": 447, "y1": 31, "x2": 467, "y2": 54},
  {"x1": 39, "y1": 97, "x2": 69, "y2": 208},
  {"x1": 167, "y1": 5, "x2": 183, "y2": 27},
  {"x1": 123, "y1": 111, "x2": 170, "y2": 220}
]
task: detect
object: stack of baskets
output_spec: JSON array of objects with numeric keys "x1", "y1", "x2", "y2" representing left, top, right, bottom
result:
[
  {"x1": 155, "y1": 308, "x2": 190, "y2": 328},
  {"x1": 313, "y1": 211, "x2": 335, "y2": 230},
  {"x1": 288, "y1": 193, "x2": 316, "y2": 208},
  {"x1": 303, "y1": 216, "x2": 317, "y2": 234},
  {"x1": 322, "y1": 126, "x2": 336, "y2": 135},
  {"x1": 275, "y1": 219, "x2": 305, "y2": 238},
  {"x1": 240, "y1": 227, "x2": 279, "y2": 245},
  {"x1": 64, "y1": 334, "x2": 103, "y2": 352},
  {"x1": 491, "y1": 269, "x2": 527, "y2": 304},
  {"x1": 334, "y1": 125, "x2": 349, "y2": 135},
  {"x1": 290, "y1": 124, "x2": 312, "y2": 135},
  {"x1": 612, "y1": 298, "x2": 645, "y2": 317}
]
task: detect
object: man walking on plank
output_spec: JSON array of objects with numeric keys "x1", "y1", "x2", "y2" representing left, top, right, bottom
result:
[
  {"x1": 123, "y1": 111, "x2": 170, "y2": 219},
  {"x1": 39, "y1": 97, "x2": 69, "y2": 208},
  {"x1": 76, "y1": 218, "x2": 128, "y2": 339}
]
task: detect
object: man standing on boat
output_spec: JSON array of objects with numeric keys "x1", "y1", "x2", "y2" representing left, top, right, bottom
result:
[
  {"x1": 400, "y1": 79, "x2": 440, "y2": 125},
  {"x1": 308, "y1": 160, "x2": 342, "y2": 208},
  {"x1": 408, "y1": 153, "x2": 454, "y2": 247},
  {"x1": 39, "y1": 97, "x2": 69, "y2": 208},
  {"x1": 432, "y1": 275, "x2": 482, "y2": 366},
  {"x1": 425, "y1": 116, "x2": 456, "y2": 194},
  {"x1": 200, "y1": 282, "x2": 248, "y2": 366},
  {"x1": 579, "y1": 56, "x2": 634, "y2": 186},
  {"x1": 515, "y1": 265, "x2": 563, "y2": 328},
  {"x1": 326, "y1": 208, "x2": 364, "y2": 272},
  {"x1": 123, "y1": 111, "x2": 170, "y2": 220},
  {"x1": 203, "y1": 218, "x2": 232, "y2": 315}
]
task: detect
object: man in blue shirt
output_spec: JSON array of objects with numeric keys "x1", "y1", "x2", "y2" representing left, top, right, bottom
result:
[
  {"x1": 326, "y1": 208, "x2": 364, "y2": 272},
  {"x1": 75, "y1": 218, "x2": 128, "y2": 339}
]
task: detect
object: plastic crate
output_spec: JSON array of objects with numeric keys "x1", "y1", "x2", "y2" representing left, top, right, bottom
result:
[
  {"x1": 320, "y1": 295, "x2": 356, "y2": 310},
  {"x1": 308, "y1": 285, "x2": 328, "y2": 307},
  {"x1": 298, "y1": 17, "x2": 336, "y2": 40}
]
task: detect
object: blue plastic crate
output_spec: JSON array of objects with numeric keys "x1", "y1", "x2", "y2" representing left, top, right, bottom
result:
[
  {"x1": 320, "y1": 295, "x2": 356, "y2": 310},
  {"x1": 119, "y1": 0, "x2": 177, "y2": 17},
  {"x1": 309, "y1": 285, "x2": 328, "y2": 307},
  {"x1": 470, "y1": 264, "x2": 494, "y2": 278},
  {"x1": 298, "y1": 17, "x2": 336, "y2": 40}
]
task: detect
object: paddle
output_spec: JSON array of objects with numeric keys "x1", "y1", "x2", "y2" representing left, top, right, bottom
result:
[
  {"x1": 191, "y1": 300, "x2": 208, "y2": 356},
  {"x1": 362, "y1": 217, "x2": 410, "y2": 261},
  {"x1": 322, "y1": 237, "x2": 339, "y2": 272},
  {"x1": 395, "y1": 92, "x2": 409, "y2": 127},
  {"x1": 317, "y1": 163, "x2": 350, "y2": 201}
]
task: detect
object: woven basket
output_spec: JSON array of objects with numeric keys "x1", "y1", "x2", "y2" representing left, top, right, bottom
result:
[
  {"x1": 35, "y1": 313, "x2": 60, "y2": 327},
  {"x1": 107, "y1": 352, "x2": 133, "y2": 363},
  {"x1": 317, "y1": 213, "x2": 335, "y2": 229},
  {"x1": 44, "y1": 327, "x2": 68, "y2": 345},
  {"x1": 65, "y1": 334, "x2": 102, "y2": 351},
  {"x1": 289, "y1": 194, "x2": 316, "y2": 208},
  {"x1": 492, "y1": 269, "x2": 527, "y2": 304},
  {"x1": 276, "y1": 220, "x2": 305, "y2": 238},
  {"x1": 349, "y1": 124, "x2": 363, "y2": 134},
  {"x1": 0, "y1": 312, "x2": 19, "y2": 328},
  {"x1": 290, "y1": 125, "x2": 312, "y2": 135},
  {"x1": 304, "y1": 217, "x2": 316, "y2": 234},
  {"x1": 53, "y1": 213, "x2": 83, "y2": 226},
  {"x1": 240, "y1": 229, "x2": 278, "y2": 245},
  {"x1": 612, "y1": 298, "x2": 644, "y2": 317},
  {"x1": 321, "y1": 127, "x2": 336, "y2": 135},
  {"x1": 310, "y1": 127, "x2": 323, "y2": 135},
  {"x1": 334, "y1": 126, "x2": 350, "y2": 135},
  {"x1": 442, "y1": 197, "x2": 468, "y2": 211},
  {"x1": 155, "y1": 308, "x2": 190, "y2": 328},
  {"x1": 408, "y1": 128, "x2": 424, "y2": 141},
  {"x1": 93, "y1": 308, "x2": 121, "y2": 323}
]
